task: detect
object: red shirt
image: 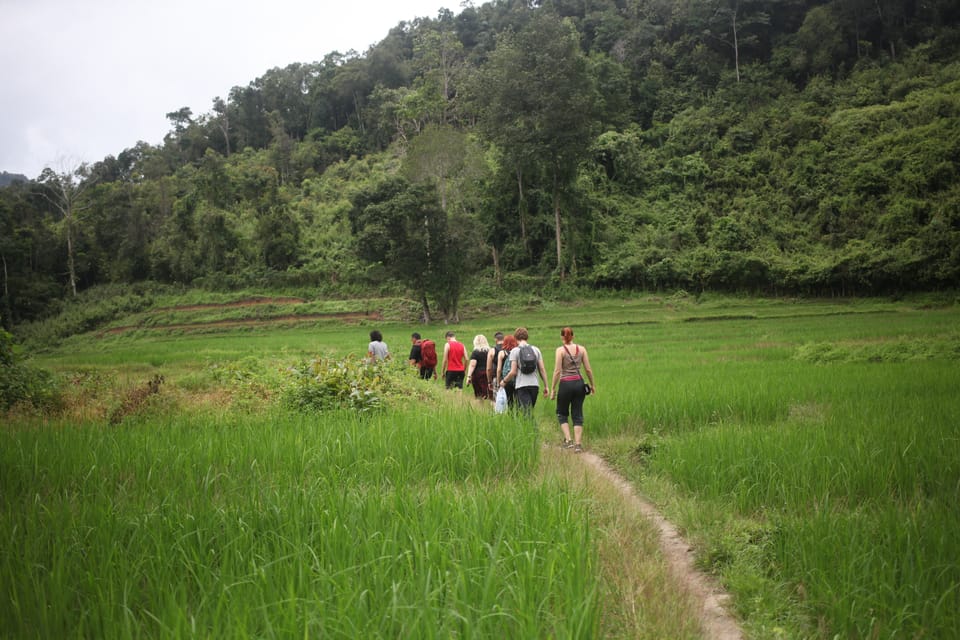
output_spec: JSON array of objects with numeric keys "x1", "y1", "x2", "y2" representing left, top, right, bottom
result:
[{"x1": 446, "y1": 340, "x2": 466, "y2": 371}]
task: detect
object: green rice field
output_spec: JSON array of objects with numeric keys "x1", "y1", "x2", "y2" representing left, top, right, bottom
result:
[{"x1": 2, "y1": 293, "x2": 958, "y2": 638}]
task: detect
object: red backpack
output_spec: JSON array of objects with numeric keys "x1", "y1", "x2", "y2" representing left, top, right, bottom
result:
[{"x1": 420, "y1": 339, "x2": 438, "y2": 368}]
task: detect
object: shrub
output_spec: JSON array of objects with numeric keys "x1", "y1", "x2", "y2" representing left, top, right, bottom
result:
[
  {"x1": 0, "y1": 327, "x2": 60, "y2": 411},
  {"x1": 280, "y1": 355, "x2": 411, "y2": 414}
]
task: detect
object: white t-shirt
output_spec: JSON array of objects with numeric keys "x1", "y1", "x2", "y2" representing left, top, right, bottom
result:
[
  {"x1": 368, "y1": 340, "x2": 389, "y2": 361},
  {"x1": 508, "y1": 343, "x2": 542, "y2": 388}
]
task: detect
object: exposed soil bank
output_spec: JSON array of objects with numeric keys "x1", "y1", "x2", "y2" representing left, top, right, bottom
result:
[{"x1": 100, "y1": 311, "x2": 382, "y2": 335}]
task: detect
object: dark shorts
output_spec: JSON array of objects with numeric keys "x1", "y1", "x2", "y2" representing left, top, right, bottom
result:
[
  {"x1": 419, "y1": 367, "x2": 435, "y2": 380},
  {"x1": 445, "y1": 370, "x2": 465, "y2": 389}
]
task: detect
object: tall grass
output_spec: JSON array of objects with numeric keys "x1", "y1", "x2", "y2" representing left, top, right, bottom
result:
[
  {"x1": 0, "y1": 406, "x2": 597, "y2": 638},
  {"x1": 9, "y1": 295, "x2": 960, "y2": 638},
  {"x1": 600, "y1": 309, "x2": 960, "y2": 638}
]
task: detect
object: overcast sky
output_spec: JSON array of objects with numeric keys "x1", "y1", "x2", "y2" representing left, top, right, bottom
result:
[{"x1": 1, "y1": 0, "x2": 462, "y2": 179}]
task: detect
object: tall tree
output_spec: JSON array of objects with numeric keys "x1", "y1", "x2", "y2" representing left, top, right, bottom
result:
[
  {"x1": 349, "y1": 177, "x2": 460, "y2": 322},
  {"x1": 701, "y1": 0, "x2": 771, "y2": 82},
  {"x1": 402, "y1": 124, "x2": 468, "y2": 211},
  {"x1": 211, "y1": 96, "x2": 232, "y2": 156},
  {"x1": 38, "y1": 162, "x2": 94, "y2": 297},
  {"x1": 413, "y1": 17, "x2": 467, "y2": 125},
  {"x1": 471, "y1": 12, "x2": 598, "y2": 276}
]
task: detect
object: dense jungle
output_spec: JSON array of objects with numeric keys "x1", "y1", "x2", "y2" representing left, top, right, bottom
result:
[{"x1": 2, "y1": 0, "x2": 958, "y2": 328}]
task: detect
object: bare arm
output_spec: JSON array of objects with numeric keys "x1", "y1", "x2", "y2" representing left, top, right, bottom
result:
[
  {"x1": 551, "y1": 347, "x2": 563, "y2": 391},
  {"x1": 581, "y1": 347, "x2": 595, "y2": 393},
  {"x1": 538, "y1": 355, "x2": 550, "y2": 394}
]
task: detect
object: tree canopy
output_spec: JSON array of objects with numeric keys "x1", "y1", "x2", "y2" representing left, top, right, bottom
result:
[{"x1": 3, "y1": 0, "x2": 959, "y2": 327}]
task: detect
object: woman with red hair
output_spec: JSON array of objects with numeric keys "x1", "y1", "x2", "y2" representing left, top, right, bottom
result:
[{"x1": 550, "y1": 327, "x2": 595, "y2": 453}]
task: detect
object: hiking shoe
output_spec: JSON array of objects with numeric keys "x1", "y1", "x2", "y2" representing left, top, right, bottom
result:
[
  {"x1": 574, "y1": 444, "x2": 583, "y2": 454},
  {"x1": 562, "y1": 439, "x2": 575, "y2": 449}
]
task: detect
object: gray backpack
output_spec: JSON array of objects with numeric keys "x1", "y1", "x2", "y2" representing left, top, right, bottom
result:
[{"x1": 518, "y1": 344, "x2": 537, "y2": 374}]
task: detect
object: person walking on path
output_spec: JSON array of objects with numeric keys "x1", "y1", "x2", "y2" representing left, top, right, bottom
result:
[
  {"x1": 466, "y1": 334, "x2": 493, "y2": 400},
  {"x1": 408, "y1": 332, "x2": 422, "y2": 368},
  {"x1": 441, "y1": 330, "x2": 467, "y2": 389},
  {"x1": 496, "y1": 334, "x2": 519, "y2": 409},
  {"x1": 418, "y1": 335, "x2": 438, "y2": 380},
  {"x1": 550, "y1": 326, "x2": 595, "y2": 453},
  {"x1": 499, "y1": 327, "x2": 550, "y2": 417},
  {"x1": 367, "y1": 330, "x2": 390, "y2": 364},
  {"x1": 486, "y1": 331, "x2": 505, "y2": 395}
]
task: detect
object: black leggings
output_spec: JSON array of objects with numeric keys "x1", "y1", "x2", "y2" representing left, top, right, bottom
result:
[
  {"x1": 556, "y1": 378, "x2": 586, "y2": 426},
  {"x1": 503, "y1": 382, "x2": 516, "y2": 407}
]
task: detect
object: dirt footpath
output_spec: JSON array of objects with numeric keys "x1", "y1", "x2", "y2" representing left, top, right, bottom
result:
[{"x1": 580, "y1": 451, "x2": 744, "y2": 640}]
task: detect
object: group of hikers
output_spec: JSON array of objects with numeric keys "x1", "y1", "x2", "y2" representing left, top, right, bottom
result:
[{"x1": 366, "y1": 327, "x2": 596, "y2": 453}]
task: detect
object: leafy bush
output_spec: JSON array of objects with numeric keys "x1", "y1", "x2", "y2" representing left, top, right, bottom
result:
[
  {"x1": 280, "y1": 356, "x2": 412, "y2": 414},
  {"x1": 0, "y1": 327, "x2": 60, "y2": 411}
]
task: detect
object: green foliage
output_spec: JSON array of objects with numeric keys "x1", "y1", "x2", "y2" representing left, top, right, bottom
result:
[
  {"x1": 206, "y1": 356, "x2": 280, "y2": 409},
  {"x1": 4, "y1": 1, "x2": 960, "y2": 323},
  {"x1": 793, "y1": 335, "x2": 960, "y2": 363},
  {"x1": 0, "y1": 327, "x2": 59, "y2": 411},
  {"x1": 281, "y1": 356, "x2": 412, "y2": 414},
  {"x1": 0, "y1": 399, "x2": 575, "y2": 638},
  {"x1": 6, "y1": 293, "x2": 960, "y2": 638},
  {"x1": 588, "y1": 300, "x2": 960, "y2": 639},
  {"x1": 14, "y1": 283, "x2": 172, "y2": 349},
  {"x1": 349, "y1": 175, "x2": 471, "y2": 320}
]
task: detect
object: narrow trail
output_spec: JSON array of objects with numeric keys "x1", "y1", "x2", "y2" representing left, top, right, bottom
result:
[{"x1": 579, "y1": 450, "x2": 745, "y2": 640}]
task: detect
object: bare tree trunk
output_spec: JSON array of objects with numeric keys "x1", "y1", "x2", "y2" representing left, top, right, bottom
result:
[
  {"x1": 420, "y1": 293, "x2": 432, "y2": 323},
  {"x1": 1, "y1": 253, "x2": 11, "y2": 329},
  {"x1": 553, "y1": 171, "x2": 564, "y2": 280},
  {"x1": 873, "y1": 0, "x2": 896, "y2": 60},
  {"x1": 218, "y1": 118, "x2": 231, "y2": 156},
  {"x1": 570, "y1": 226, "x2": 578, "y2": 278},
  {"x1": 492, "y1": 245, "x2": 502, "y2": 288},
  {"x1": 66, "y1": 219, "x2": 77, "y2": 297},
  {"x1": 214, "y1": 98, "x2": 232, "y2": 157},
  {"x1": 353, "y1": 92, "x2": 365, "y2": 133},
  {"x1": 732, "y1": 5, "x2": 741, "y2": 83},
  {"x1": 516, "y1": 166, "x2": 528, "y2": 253},
  {"x1": 41, "y1": 163, "x2": 91, "y2": 298},
  {"x1": 422, "y1": 208, "x2": 433, "y2": 323}
]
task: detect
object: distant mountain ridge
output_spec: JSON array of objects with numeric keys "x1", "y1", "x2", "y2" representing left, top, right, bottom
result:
[{"x1": 0, "y1": 171, "x2": 29, "y2": 187}]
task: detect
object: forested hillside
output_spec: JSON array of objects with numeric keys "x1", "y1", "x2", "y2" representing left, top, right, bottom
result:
[{"x1": 2, "y1": 0, "x2": 958, "y2": 327}]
